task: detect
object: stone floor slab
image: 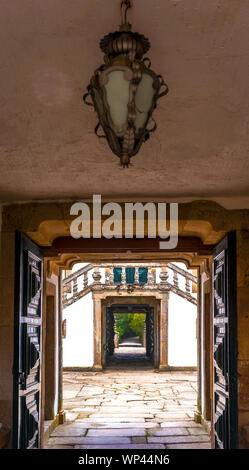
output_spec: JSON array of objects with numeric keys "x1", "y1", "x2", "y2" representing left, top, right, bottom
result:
[
  {"x1": 131, "y1": 437, "x2": 147, "y2": 444},
  {"x1": 87, "y1": 428, "x2": 146, "y2": 437},
  {"x1": 43, "y1": 445, "x2": 74, "y2": 449},
  {"x1": 166, "y1": 443, "x2": 211, "y2": 449},
  {"x1": 76, "y1": 437, "x2": 131, "y2": 444},
  {"x1": 148, "y1": 435, "x2": 210, "y2": 444},
  {"x1": 160, "y1": 421, "x2": 202, "y2": 428},
  {"x1": 51, "y1": 425, "x2": 87, "y2": 437},
  {"x1": 188, "y1": 427, "x2": 209, "y2": 435},
  {"x1": 148, "y1": 427, "x2": 189, "y2": 436},
  {"x1": 75, "y1": 444, "x2": 166, "y2": 449},
  {"x1": 80, "y1": 417, "x2": 145, "y2": 423},
  {"x1": 46, "y1": 437, "x2": 89, "y2": 445},
  {"x1": 74, "y1": 422, "x2": 158, "y2": 429}
]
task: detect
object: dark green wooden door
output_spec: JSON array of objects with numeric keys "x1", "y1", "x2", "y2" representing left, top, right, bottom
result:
[
  {"x1": 146, "y1": 308, "x2": 154, "y2": 363},
  {"x1": 106, "y1": 308, "x2": 114, "y2": 360},
  {"x1": 113, "y1": 267, "x2": 148, "y2": 284},
  {"x1": 13, "y1": 232, "x2": 43, "y2": 449},
  {"x1": 213, "y1": 231, "x2": 238, "y2": 449}
]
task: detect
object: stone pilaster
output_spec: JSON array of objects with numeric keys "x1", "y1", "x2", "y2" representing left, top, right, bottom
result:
[
  {"x1": 92, "y1": 294, "x2": 103, "y2": 371},
  {"x1": 194, "y1": 271, "x2": 202, "y2": 424},
  {"x1": 142, "y1": 325, "x2": 146, "y2": 348},
  {"x1": 158, "y1": 291, "x2": 169, "y2": 370},
  {"x1": 58, "y1": 273, "x2": 65, "y2": 424},
  {"x1": 101, "y1": 300, "x2": 107, "y2": 368}
]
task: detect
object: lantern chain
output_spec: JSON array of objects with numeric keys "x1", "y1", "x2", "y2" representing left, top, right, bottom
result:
[{"x1": 120, "y1": 0, "x2": 133, "y2": 25}]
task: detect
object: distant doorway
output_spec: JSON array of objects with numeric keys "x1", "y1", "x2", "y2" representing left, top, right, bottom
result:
[{"x1": 106, "y1": 304, "x2": 154, "y2": 368}]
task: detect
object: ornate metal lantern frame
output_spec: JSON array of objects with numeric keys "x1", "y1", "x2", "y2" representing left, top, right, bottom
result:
[{"x1": 83, "y1": 0, "x2": 168, "y2": 167}]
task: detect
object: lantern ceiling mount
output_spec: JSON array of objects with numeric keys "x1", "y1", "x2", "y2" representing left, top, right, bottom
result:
[{"x1": 83, "y1": 0, "x2": 169, "y2": 167}]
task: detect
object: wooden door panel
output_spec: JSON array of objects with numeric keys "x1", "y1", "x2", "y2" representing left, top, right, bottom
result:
[
  {"x1": 212, "y1": 231, "x2": 238, "y2": 449},
  {"x1": 21, "y1": 323, "x2": 41, "y2": 389},
  {"x1": 20, "y1": 391, "x2": 40, "y2": 449},
  {"x1": 13, "y1": 232, "x2": 43, "y2": 449},
  {"x1": 106, "y1": 307, "x2": 114, "y2": 359},
  {"x1": 146, "y1": 308, "x2": 154, "y2": 362}
]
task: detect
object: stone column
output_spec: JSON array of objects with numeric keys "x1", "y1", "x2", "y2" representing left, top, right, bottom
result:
[
  {"x1": 134, "y1": 267, "x2": 139, "y2": 284},
  {"x1": 153, "y1": 300, "x2": 160, "y2": 369},
  {"x1": 92, "y1": 294, "x2": 102, "y2": 371},
  {"x1": 194, "y1": 271, "x2": 202, "y2": 423},
  {"x1": 121, "y1": 267, "x2": 126, "y2": 287},
  {"x1": 114, "y1": 314, "x2": 119, "y2": 349},
  {"x1": 201, "y1": 262, "x2": 212, "y2": 422},
  {"x1": 159, "y1": 291, "x2": 169, "y2": 370},
  {"x1": 58, "y1": 273, "x2": 65, "y2": 424},
  {"x1": 158, "y1": 266, "x2": 169, "y2": 370},
  {"x1": 142, "y1": 324, "x2": 146, "y2": 348}
]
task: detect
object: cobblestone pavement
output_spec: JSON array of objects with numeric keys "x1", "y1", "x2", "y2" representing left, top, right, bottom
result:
[{"x1": 44, "y1": 348, "x2": 211, "y2": 449}]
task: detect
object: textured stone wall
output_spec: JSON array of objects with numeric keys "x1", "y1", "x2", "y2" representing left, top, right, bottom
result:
[
  {"x1": 237, "y1": 230, "x2": 249, "y2": 448},
  {"x1": 0, "y1": 208, "x2": 14, "y2": 447},
  {"x1": 0, "y1": 230, "x2": 15, "y2": 432}
]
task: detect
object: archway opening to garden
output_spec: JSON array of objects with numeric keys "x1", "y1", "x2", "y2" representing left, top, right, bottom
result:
[{"x1": 106, "y1": 310, "x2": 152, "y2": 368}]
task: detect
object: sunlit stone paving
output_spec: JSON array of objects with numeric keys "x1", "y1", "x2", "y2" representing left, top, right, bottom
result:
[{"x1": 44, "y1": 348, "x2": 211, "y2": 449}]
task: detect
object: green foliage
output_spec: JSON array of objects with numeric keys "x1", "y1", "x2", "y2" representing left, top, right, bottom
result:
[{"x1": 116, "y1": 313, "x2": 146, "y2": 343}]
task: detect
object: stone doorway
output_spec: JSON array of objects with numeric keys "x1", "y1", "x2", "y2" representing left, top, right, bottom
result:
[
  {"x1": 44, "y1": 261, "x2": 210, "y2": 449},
  {"x1": 8, "y1": 242, "x2": 214, "y2": 449},
  {"x1": 106, "y1": 304, "x2": 154, "y2": 368},
  {"x1": 37, "y1": 243, "x2": 214, "y2": 447}
]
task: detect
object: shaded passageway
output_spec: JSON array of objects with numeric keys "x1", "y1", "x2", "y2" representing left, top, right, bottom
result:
[
  {"x1": 107, "y1": 346, "x2": 152, "y2": 370},
  {"x1": 119, "y1": 336, "x2": 142, "y2": 347}
]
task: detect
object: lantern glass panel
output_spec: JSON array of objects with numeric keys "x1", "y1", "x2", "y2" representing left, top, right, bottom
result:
[
  {"x1": 134, "y1": 73, "x2": 155, "y2": 134},
  {"x1": 93, "y1": 88, "x2": 104, "y2": 115},
  {"x1": 104, "y1": 70, "x2": 130, "y2": 133}
]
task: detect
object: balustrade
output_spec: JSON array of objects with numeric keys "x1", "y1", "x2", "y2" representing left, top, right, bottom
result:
[
  {"x1": 73, "y1": 278, "x2": 78, "y2": 296},
  {"x1": 147, "y1": 267, "x2": 154, "y2": 285},
  {"x1": 109, "y1": 267, "x2": 114, "y2": 285},
  {"x1": 121, "y1": 267, "x2": 126, "y2": 286},
  {"x1": 105, "y1": 268, "x2": 110, "y2": 285},
  {"x1": 134, "y1": 266, "x2": 139, "y2": 284},
  {"x1": 83, "y1": 272, "x2": 88, "y2": 289},
  {"x1": 173, "y1": 271, "x2": 179, "y2": 287},
  {"x1": 185, "y1": 278, "x2": 191, "y2": 294},
  {"x1": 62, "y1": 262, "x2": 198, "y2": 308},
  {"x1": 92, "y1": 267, "x2": 102, "y2": 285}
]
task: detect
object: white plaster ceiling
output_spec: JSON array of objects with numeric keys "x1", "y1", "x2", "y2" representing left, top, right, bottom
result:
[{"x1": 0, "y1": 0, "x2": 249, "y2": 208}]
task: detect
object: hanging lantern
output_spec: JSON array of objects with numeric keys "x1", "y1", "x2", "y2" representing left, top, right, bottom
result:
[{"x1": 83, "y1": 0, "x2": 169, "y2": 167}]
